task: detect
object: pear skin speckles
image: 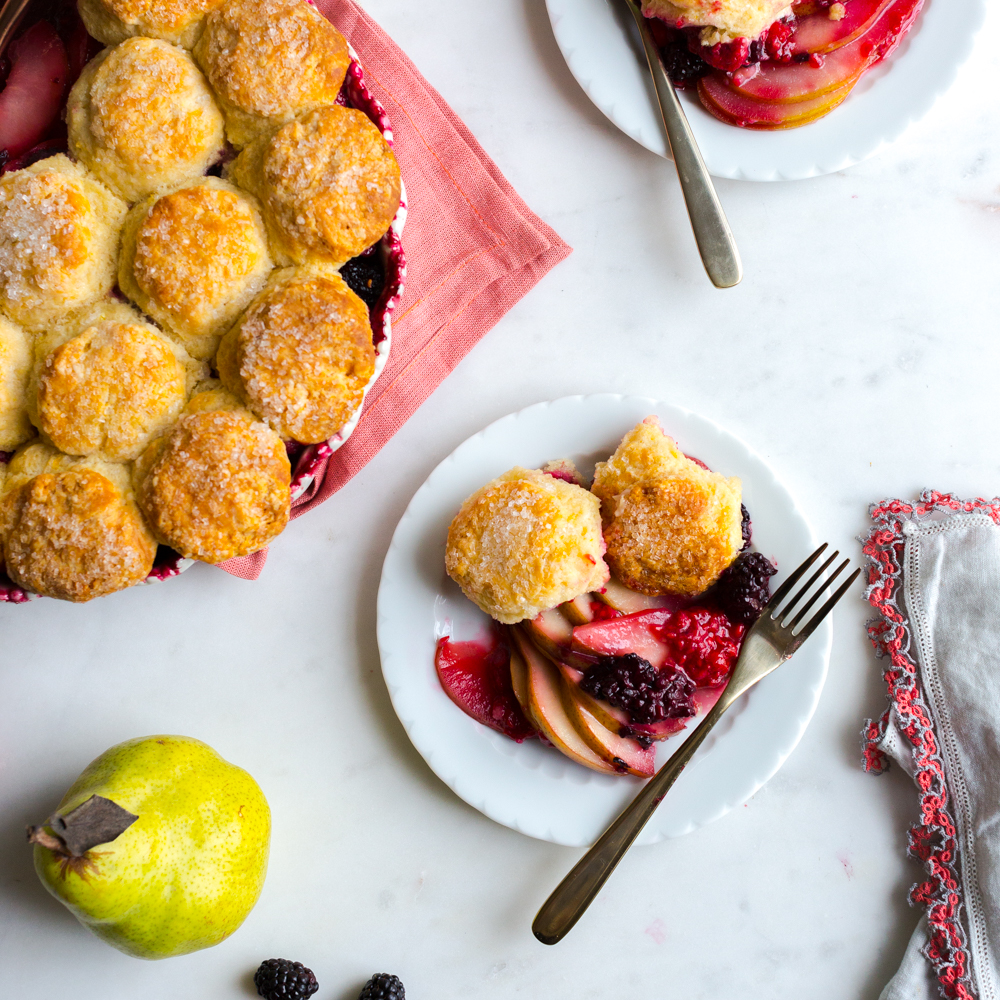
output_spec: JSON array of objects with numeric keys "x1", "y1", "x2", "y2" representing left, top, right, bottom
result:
[{"x1": 32, "y1": 734, "x2": 270, "y2": 959}]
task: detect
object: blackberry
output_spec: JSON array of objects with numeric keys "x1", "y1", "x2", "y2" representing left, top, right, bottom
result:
[
  {"x1": 580, "y1": 653, "x2": 695, "y2": 726},
  {"x1": 341, "y1": 251, "x2": 385, "y2": 308},
  {"x1": 740, "y1": 503, "x2": 752, "y2": 550},
  {"x1": 253, "y1": 959, "x2": 319, "y2": 1000},
  {"x1": 658, "y1": 33, "x2": 709, "y2": 87},
  {"x1": 713, "y1": 552, "x2": 777, "y2": 626},
  {"x1": 360, "y1": 973, "x2": 406, "y2": 1000}
]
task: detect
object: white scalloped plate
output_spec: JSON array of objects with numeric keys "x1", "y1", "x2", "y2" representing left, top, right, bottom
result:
[
  {"x1": 545, "y1": 0, "x2": 985, "y2": 180},
  {"x1": 377, "y1": 395, "x2": 830, "y2": 846}
]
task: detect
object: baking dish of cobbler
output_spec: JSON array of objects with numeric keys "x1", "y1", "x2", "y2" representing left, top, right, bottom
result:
[
  {"x1": 376, "y1": 395, "x2": 830, "y2": 846},
  {"x1": 0, "y1": 0, "x2": 406, "y2": 602}
]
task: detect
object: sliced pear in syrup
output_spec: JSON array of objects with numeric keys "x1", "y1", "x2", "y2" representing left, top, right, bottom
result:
[
  {"x1": 560, "y1": 685, "x2": 656, "y2": 778},
  {"x1": 511, "y1": 629, "x2": 617, "y2": 774}
]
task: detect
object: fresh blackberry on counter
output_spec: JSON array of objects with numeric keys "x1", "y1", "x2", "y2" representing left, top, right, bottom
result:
[
  {"x1": 360, "y1": 973, "x2": 406, "y2": 1000},
  {"x1": 254, "y1": 959, "x2": 319, "y2": 1000},
  {"x1": 341, "y1": 251, "x2": 385, "y2": 308},
  {"x1": 713, "y1": 552, "x2": 777, "y2": 626},
  {"x1": 580, "y1": 653, "x2": 695, "y2": 726}
]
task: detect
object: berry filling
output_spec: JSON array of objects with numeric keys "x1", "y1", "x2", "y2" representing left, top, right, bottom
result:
[
  {"x1": 655, "y1": 607, "x2": 744, "y2": 687},
  {"x1": 579, "y1": 652, "x2": 696, "y2": 726},
  {"x1": 340, "y1": 247, "x2": 386, "y2": 308},
  {"x1": 645, "y1": 0, "x2": 925, "y2": 130},
  {"x1": 435, "y1": 630, "x2": 537, "y2": 742}
]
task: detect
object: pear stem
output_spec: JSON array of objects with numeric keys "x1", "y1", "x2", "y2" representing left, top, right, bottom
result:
[
  {"x1": 26, "y1": 826, "x2": 66, "y2": 854},
  {"x1": 26, "y1": 795, "x2": 138, "y2": 858}
]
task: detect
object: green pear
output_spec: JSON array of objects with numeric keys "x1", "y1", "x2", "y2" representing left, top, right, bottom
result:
[{"x1": 29, "y1": 735, "x2": 270, "y2": 959}]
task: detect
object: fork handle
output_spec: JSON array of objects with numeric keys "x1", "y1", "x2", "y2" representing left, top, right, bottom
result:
[
  {"x1": 625, "y1": 0, "x2": 742, "y2": 289},
  {"x1": 532, "y1": 690, "x2": 734, "y2": 945}
]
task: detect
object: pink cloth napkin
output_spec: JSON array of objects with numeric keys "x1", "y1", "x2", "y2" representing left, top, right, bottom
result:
[
  {"x1": 219, "y1": 0, "x2": 571, "y2": 580},
  {"x1": 863, "y1": 490, "x2": 1000, "y2": 1000}
]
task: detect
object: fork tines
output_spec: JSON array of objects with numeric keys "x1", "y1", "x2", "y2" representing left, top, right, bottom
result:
[{"x1": 766, "y1": 543, "x2": 861, "y2": 640}]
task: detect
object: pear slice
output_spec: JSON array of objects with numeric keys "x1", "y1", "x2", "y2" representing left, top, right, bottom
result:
[
  {"x1": 560, "y1": 683, "x2": 655, "y2": 778},
  {"x1": 511, "y1": 629, "x2": 617, "y2": 774},
  {"x1": 571, "y1": 609, "x2": 673, "y2": 667},
  {"x1": 561, "y1": 594, "x2": 595, "y2": 626},
  {"x1": 523, "y1": 606, "x2": 574, "y2": 659},
  {"x1": 550, "y1": 656, "x2": 631, "y2": 732},
  {"x1": 594, "y1": 577, "x2": 677, "y2": 616},
  {"x1": 508, "y1": 640, "x2": 532, "y2": 720}
]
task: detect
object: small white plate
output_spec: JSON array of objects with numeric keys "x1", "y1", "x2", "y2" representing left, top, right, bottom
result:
[
  {"x1": 377, "y1": 395, "x2": 830, "y2": 846},
  {"x1": 545, "y1": 0, "x2": 985, "y2": 180}
]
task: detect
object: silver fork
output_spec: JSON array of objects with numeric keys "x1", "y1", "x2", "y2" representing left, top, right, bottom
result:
[{"x1": 532, "y1": 543, "x2": 861, "y2": 945}]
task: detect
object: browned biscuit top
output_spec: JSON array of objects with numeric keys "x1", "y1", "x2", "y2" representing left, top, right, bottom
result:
[
  {"x1": 0, "y1": 468, "x2": 156, "y2": 602},
  {"x1": 135, "y1": 408, "x2": 291, "y2": 563},
  {"x1": 603, "y1": 469, "x2": 742, "y2": 597},
  {"x1": 218, "y1": 268, "x2": 375, "y2": 444},
  {"x1": 238, "y1": 106, "x2": 401, "y2": 264},
  {"x1": 37, "y1": 319, "x2": 188, "y2": 462}
]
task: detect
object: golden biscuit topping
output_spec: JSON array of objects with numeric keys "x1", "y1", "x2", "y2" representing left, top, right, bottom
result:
[
  {"x1": 0, "y1": 157, "x2": 126, "y2": 327},
  {"x1": 220, "y1": 269, "x2": 374, "y2": 443},
  {"x1": 128, "y1": 181, "x2": 271, "y2": 353},
  {"x1": 603, "y1": 467, "x2": 743, "y2": 597},
  {"x1": 592, "y1": 415, "x2": 688, "y2": 517},
  {"x1": 0, "y1": 314, "x2": 33, "y2": 452},
  {"x1": 135, "y1": 409, "x2": 290, "y2": 563},
  {"x1": 0, "y1": 172, "x2": 90, "y2": 302},
  {"x1": 242, "y1": 107, "x2": 401, "y2": 264},
  {"x1": 99, "y1": 0, "x2": 223, "y2": 35},
  {"x1": 37, "y1": 320, "x2": 187, "y2": 461},
  {"x1": 445, "y1": 468, "x2": 609, "y2": 624},
  {"x1": 0, "y1": 467, "x2": 156, "y2": 602},
  {"x1": 641, "y1": 0, "x2": 791, "y2": 42},
  {"x1": 69, "y1": 38, "x2": 225, "y2": 202},
  {"x1": 91, "y1": 41, "x2": 218, "y2": 163},
  {"x1": 195, "y1": 0, "x2": 351, "y2": 143}
]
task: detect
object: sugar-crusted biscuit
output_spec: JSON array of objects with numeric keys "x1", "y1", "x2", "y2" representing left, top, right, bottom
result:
[
  {"x1": 34, "y1": 303, "x2": 197, "y2": 462},
  {"x1": 119, "y1": 177, "x2": 272, "y2": 360},
  {"x1": 193, "y1": 0, "x2": 351, "y2": 148},
  {"x1": 0, "y1": 442, "x2": 156, "y2": 601},
  {"x1": 642, "y1": 0, "x2": 790, "y2": 43},
  {"x1": 134, "y1": 406, "x2": 291, "y2": 563},
  {"x1": 68, "y1": 38, "x2": 226, "y2": 204},
  {"x1": 230, "y1": 106, "x2": 401, "y2": 266},
  {"x1": 0, "y1": 156, "x2": 127, "y2": 329},
  {"x1": 591, "y1": 415, "x2": 690, "y2": 520},
  {"x1": 216, "y1": 266, "x2": 374, "y2": 443},
  {"x1": 603, "y1": 467, "x2": 743, "y2": 597},
  {"x1": 77, "y1": 0, "x2": 226, "y2": 47},
  {"x1": 445, "y1": 467, "x2": 609, "y2": 625},
  {"x1": 0, "y1": 314, "x2": 34, "y2": 452}
]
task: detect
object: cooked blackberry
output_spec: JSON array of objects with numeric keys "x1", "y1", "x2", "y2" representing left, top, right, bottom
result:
[
  {"x1": 713, "y1": 552, "x2": 777, "y2": 626},
  {"x1": 658, "y1": 33, "x2": 710, "y2": 87},
  {"x1": 360, "y1": 973, "x2": 406, "y2": 1000},
  {"x1": 740, "y1": 503, "x2": 751, "y2": 549},
  {"x1": 253, "y1": 959, "x2": 319, "y2": 1000},
  {"x1": 341, "y1": 251, "x2": 385, "y2": 308},
  {"x1": 580, "y1": 653, "x2": 695, "y2": 726}
]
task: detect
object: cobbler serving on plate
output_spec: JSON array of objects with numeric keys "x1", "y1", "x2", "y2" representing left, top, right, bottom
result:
[
  {"x1": 643, "y1": 0, "x2": 925, "y2": 129},
  {"x1": 435, "y1": 416, "x2": 777, "y2": 778}
]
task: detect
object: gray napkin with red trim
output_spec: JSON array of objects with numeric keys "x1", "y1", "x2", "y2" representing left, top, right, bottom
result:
[{"x1": 864, "y1": 491, "x2": 1000, "y2": 1000}]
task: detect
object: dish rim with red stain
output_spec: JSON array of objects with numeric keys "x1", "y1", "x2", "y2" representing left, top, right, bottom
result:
[{"x1": 376, "y1": 394, "x2": 829, "y2": 847}]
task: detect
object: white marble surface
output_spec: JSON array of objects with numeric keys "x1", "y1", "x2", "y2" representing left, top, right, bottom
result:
[{"x1": 2, "y1": 1, "x2": 999, "y2": 997}]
